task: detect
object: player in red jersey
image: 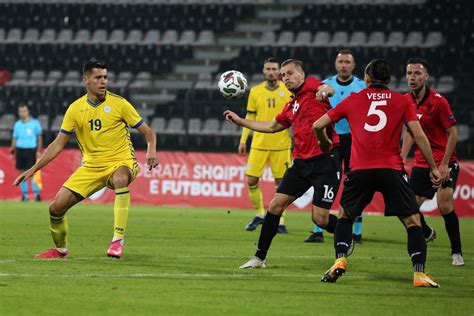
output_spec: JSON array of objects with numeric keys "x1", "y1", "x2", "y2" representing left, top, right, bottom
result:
[
  {"x1": 224, "y1": 59, "x2": 341, "y2": 269},
  {"x1": 401, "y1": 58, "x2": 464, "y2": 266},
  {"x1": 313, "y1": 59, "x2": 442, "y2": 287}
]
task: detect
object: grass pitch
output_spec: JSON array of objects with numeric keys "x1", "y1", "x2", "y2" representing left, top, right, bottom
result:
[{"x1": 0, "y1": 200, "x2": 473, "y2": 315}]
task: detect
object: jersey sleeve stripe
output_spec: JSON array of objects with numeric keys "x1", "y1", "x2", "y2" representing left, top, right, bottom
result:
[
  {"x1": 246, "y1": 110, "x2": 257, "y2": 114},
  {"x1": 131, "y1": 119, "x2": 144, "y2": 129},
  {"x1": 60, "y1": 129, "x2": 73, "y2": 135}
]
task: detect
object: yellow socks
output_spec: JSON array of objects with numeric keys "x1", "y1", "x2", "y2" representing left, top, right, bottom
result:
[
  {"x1": 113, "y1": 187, "x2": 130, "y2": 240},
  {"x1": 249, "y1": 184, "x2": 265, "y2": 217},
  {"x1": 50, "y1": 215, "x2": 68, "y2": 249}
]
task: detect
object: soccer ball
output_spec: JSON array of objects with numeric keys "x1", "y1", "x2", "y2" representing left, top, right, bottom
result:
[{"x1": 218, "y1": 70, "x2": 248, "y2": 99}]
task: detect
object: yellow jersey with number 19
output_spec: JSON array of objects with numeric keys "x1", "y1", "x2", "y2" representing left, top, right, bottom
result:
[
  {"x1": 245, "y1": 81, "x2": 292, "y2": 150},
  {"x1": 60, "y1": 91, "x2": 143, "y2": 167}
]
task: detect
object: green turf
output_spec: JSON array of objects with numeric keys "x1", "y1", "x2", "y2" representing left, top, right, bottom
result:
[{"x1": 0, "y1": 200, "x2": 473, "y2": 315}]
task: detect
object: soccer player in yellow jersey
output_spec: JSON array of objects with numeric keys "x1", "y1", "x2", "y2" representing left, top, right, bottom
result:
[
  {"x1": 239, "y1": 58, "x2": 293, "y2": 233},
  {"x1": 13, "y1": 60, "x2": 158, "y2": 259}
]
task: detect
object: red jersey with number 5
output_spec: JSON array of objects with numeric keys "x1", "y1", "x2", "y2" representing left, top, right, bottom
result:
[
  {"x1": 327, "y1": 84, "x2": 418, "y2": 171},
  {"x1": 405, "y1": 88, "x2": 457, "y2": 168}
]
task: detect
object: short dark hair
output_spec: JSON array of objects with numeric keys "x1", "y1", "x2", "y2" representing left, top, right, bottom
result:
[
  {"x1": 364, "y1": 59, "x2": 391, "y2": 84},
  {"x1": 407, "y1": 58, "x2": 429, "y2": 73},
  {"x1": 18, "y1": 103, "x2": 30, "y2": 111},
  {"x1": 281, "y1": 59, "x2": 304, "y2": 72},
  {"x1": 337, "y1": 49, "x2": 355, "y2": 62},
  {"x1": 337, "y1": 49, "x2": 354, "y2": 56},
  {"x1": 264, "y1": 57, "x2": 279, "y2": 65},
  {"x1": 83, "y1": 59, "x2": 107, "y2": 75}
]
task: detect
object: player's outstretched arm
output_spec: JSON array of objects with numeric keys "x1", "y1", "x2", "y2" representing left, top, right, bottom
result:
[
  {"x1": 224, "y1": 110, "x2": 285, "y2": 133},
  {"x1": 136, "y1": 122, "x2": 159, "y2": 171},
  {"x1": 313, "y1": 114, "x2": 333, "y2": 154},
  {"x1": 316, "y1": 83, "x2": 335, "y2": 100},
  {"x1": 406, "y1": 120, "x2": 441, "y2": 186},
  {"x1": 13, "y1": 132, "x2": 70, "y2": 186}
]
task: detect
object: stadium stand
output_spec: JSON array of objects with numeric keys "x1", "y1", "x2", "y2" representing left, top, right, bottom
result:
[{"x1": 0, "y1": 0, "x2": 472, "y2": 157}]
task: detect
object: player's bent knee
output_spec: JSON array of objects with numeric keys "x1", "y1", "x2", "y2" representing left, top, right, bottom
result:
[
  {"x1": 268, "y1": 201, "x2": 285, "y2": 215},
  {"x1": 112, "y1": 174, "x2": 130, "y2": 189},
  {"x1": 247, "y1": 176, "x2": 259, "y2": 187},
  {"x1": 313, "y1": 217, "x2": 329, "y2": 227},
  {"x1": 49, "y1": 201, "x2": 67, "y2": 217},
  {"x1": 401, "y1": 214, "x2": 421, "y2": 228},
  {"x1": 438, "y1": 204, "x2": 453, "y2": 215}
]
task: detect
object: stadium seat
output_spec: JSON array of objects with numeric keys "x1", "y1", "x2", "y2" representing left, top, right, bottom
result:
[
  {"x1": 195, "y1": 30, "x2": 215, "y2": 46},
  {"x1": 50, "y1": 115, "x2": 64, "y2": 132},
  {"x1": 188, "y1": 118, "x2": 202, "y2": 135},
  {"x1": 220, "y1": 121, "x2": 240, "y2": 136},
  {"x1": 37, "y1": 114, "x2": 49, "y2": 131},
  {"x1": 5, "y1": 29, "x2": 22, "y2": 44},
  {"x1": 403, "y1": 31, "x2": 424, "y2": 47},
  {"x1": 366, "y1": 31, "x2": 385, "y2": 47},
  {"x1": 328, "y1": 31, "x2": 349, "y2": 47},
  {"x1": 21, "y1": 28, "x2": 40, "y2": 44},
  {"x1": 4, "y1": 70, "x2": 28, "y2": 87},
  {"x1": 0, "y1": 113, "x2": 15, "y2": 131},
  {"x1": 151, "y1": 117, "x2": 167, "y2": 134},
  {"x1": 159, "y1": 30, "x2": 179, "y2": 45},
  {"x1": 312, "y1": 31, "x2": 330, "y2": 47},
  {"x1": 294, "y1": 31, "x2": 312, "y2": 46},
  {"x1": 26, "y1": 70, "x2": 46, "y2": 87},
  {"x1": 385, "y1": 31, "x2": 405, "y2": 47},
  {"x1": 142, "y1": 30, "x2": 160, "y2": 45},
  {"x1": 125, "y1": 29, "x2": 143, "y2": 45},
  {"x1": 199, "y1": 118, "x2": 220, "y2": 135},
  {"x1": 108, "y1": 30, "x2": 126, "y2": 45},
  {"x1": 55, "y1": 29, "x2": 74, "y2": 44},
  {"x1": 276, "y1": 31, "x2": 294, "y2": 47},
  {"x1": 422, "y1": 32, "x2": 443, "y2": 47},
  {"x1": 72, "y1": 29, "x2": 91, "y2": 44},
  {"x1": 38, "y1": 29, "x2": 56, "y2": 44},
  {"x1": 347, "y1": 31, "x2": 367, "y2": 47},
  {"x1": 178, "y1": 30, "x2": 197, "y2": 46},
  {"x1": 164, "y1": 118, "x2": 185, "y2": 135},
  {"x1": 256, "y1": 32, "x2": 277, "y2": 47}
]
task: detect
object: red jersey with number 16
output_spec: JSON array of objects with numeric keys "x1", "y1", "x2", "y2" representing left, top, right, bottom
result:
[
  {"x1": 327, "y1": 84, "x2": 418, "y2": 171},
  {"x1": 275, "y1": 77, "x2": 338, "y2": 159}
]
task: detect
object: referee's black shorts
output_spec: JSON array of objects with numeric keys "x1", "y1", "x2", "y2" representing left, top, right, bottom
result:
[
  {"x1": 16, "y1": 148, "x2": 36, "y2": 170},
  {"x1": 341, "y1": 168, "x2": 419, "y2": 219},
  {"x1": 277, "y1": 153, "x2": 341, "y2": 209}
]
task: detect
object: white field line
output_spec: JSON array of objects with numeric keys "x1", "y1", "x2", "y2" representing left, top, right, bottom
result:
[
  {"x1": 0, "y1": 255, "x2": 412, "y2": 264},
  {"x1": 0, "y1": 272, "x2": 471, "y2": 280}
]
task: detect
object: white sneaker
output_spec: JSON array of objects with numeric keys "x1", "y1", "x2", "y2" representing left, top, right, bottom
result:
[
  {"x1": 239, "y1": 256, "x2": 266, "y2": 269},
  {"x1": 452, "y1": 253, "x2": 464, "y2": 266}
]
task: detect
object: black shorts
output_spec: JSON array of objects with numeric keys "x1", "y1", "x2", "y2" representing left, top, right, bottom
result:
[
  {"x1": 340, "y1": 168, "x2": 419, "y2": 219},
  {"x1": 16, "y1": 148, "x2": 36, "y2": 170},
  {"x1": 338, "y1": 133, "x2": 352, "y2": 174},
  {"x1": 277, "y1": 154, "x2": 341, "y2": 209},
  {"x1": 409, "y1": 162, "x2": 460, "y2": 199}
]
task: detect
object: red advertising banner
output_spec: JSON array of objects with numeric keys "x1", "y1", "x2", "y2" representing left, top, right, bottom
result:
[{"x1": 0, "y1": 147, "x2": 473, "y2": 217}]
